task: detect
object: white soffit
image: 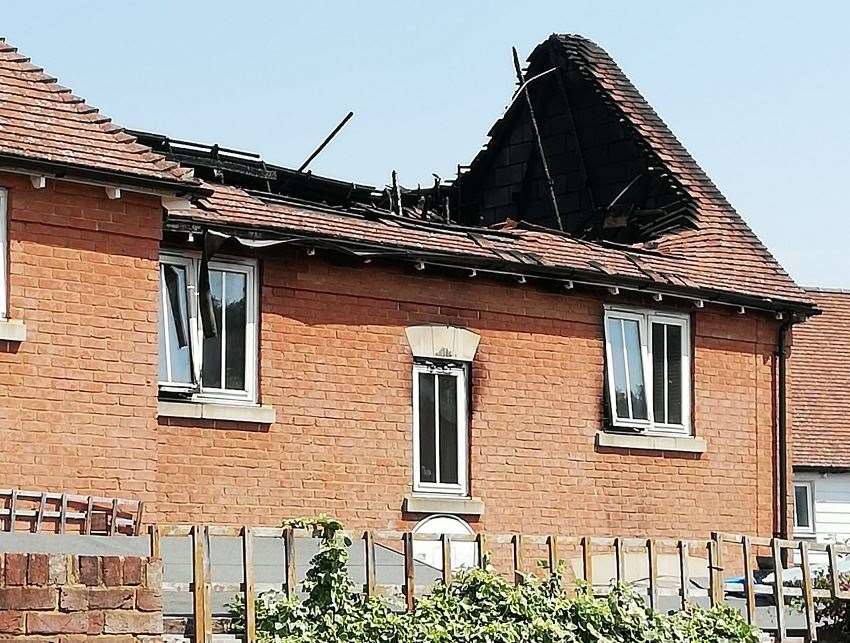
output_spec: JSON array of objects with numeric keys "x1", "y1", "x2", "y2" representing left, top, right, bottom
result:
[{"x1": 405, "y1": 325, "x2": 480, "y2": 361}]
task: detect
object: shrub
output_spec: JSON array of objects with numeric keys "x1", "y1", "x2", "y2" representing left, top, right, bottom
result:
[
  {"x1": 229, "y1": 516, "x2": 761, "y2": 643},
  {"x1": 804, "y1": 570, "x2": 850, "y2": 642}
]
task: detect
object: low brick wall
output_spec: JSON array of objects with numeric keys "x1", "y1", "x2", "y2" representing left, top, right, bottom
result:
[{"x1": 0, "y1": 552, "x2": 162, "y2": 640}]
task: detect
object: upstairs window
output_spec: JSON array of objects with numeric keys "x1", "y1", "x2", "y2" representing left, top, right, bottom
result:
[
  {"x1": 604, "y1": 307, "x2": 691, "y2": 435},
  {"x1": 413, "y1": 362, "x2": 468, "y2": 497},
  {"x1": 159, "y1": 252, "x2": 258, "y2": 404},
  {"x1": 793, "y1": 481, "x2": 815, "y2": 535}
]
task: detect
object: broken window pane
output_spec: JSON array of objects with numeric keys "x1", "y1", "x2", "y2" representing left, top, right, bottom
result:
[
  {"x1": 418, "y1": 372, "x2": 437, "y2": 484},
  {"x1": 201, "y1": 270, "x2": 223, "y2": 389},
  {"x1": 438, "y1": 374, "x2": 458, "y2": 484},
  {"x1": 159, "y1": 263, "x2": 192, "y2": 385}
]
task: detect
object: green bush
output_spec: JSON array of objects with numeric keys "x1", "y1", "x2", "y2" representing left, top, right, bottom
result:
[
  {"x1": 229, "y1": 516, "x2": 761, "y2": 643},
  {"x1": 803, "y1": 570, "x2": 850, "y2": 642}
]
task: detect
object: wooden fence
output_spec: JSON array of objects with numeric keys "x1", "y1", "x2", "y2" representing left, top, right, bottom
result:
[
  {"x1": 1, "y1": 489, "x2": 144, "y2": 535},
  {"x1": 153, "y1": 525, "x2": 850, "y2": 643}
]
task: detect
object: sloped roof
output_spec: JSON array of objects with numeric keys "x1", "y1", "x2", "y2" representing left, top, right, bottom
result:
[
  {"x1": 163, "y1": 181, "x2": 815, "y2": 313},
  {"x1": 0, "y1": 37, "x2": 197, "y2": 190},
  {"x1": 457, "y1": 34, "x2": 810, "y2": 306},
  {"x1": 791, "y1": 289, "x2": 850, "y2": 468},
  {"x1": 551, "y1": 35, "x2": 804, "y2": 305}
]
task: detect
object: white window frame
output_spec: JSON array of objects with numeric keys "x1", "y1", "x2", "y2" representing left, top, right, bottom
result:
[
  {"x1": 158, "y1": 251, "x2": 258, "y2": 405},
  {"x1": 0, "y1": 188, "x2": 7, "y2": 319},
  {"x1": 412, "y1": 362, "x2": 469, "y2": 497},
  {"x1": 793, "y1": 480, "x2": 815, "y2": 536},
  {"x1": 604, "y1": 306, "x2": 692, "y2": 436}
]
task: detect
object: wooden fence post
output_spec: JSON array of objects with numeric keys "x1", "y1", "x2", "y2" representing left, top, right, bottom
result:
[
  {"x1": 476, "y1": 533, "x2": 487, "y2": 569},
  {"x1": 441, "y1": 534, "x2": 452, "y2": 586},
  {"x1": 242, "y1": 527, "x2": 256, "y2": 643},
  {"x1": 799, "y1": 540, "x2": 816, "y2": 642},
  {"x1": 547, "y1": 535, "x2": 559, "y2": 576},
  {"x1": 582, "y1": 537, "x2": 593, "y2": 592},
  {"x1": 614, "y1": 537, "x2": 625, "y2": 585},
  {"x1": 284, "y1": 527, "x2": 297, "y2": 598},
  {"x1": 678, "y1": 540, "x2": 689, "y2": 609},
  {"x1": 741, "y1": 536, "x2": 756, "y2": 626},
  {"x1": 771, "y1": 538, "x2": 787, "y2": 643},
  {"x1": 647, "y1": 539, "x2": 658, "y2": 610},
  {"x1": 403, "y1": 532, "x2": 415, "y2": 612},
  {"x1": 192, "y1": 525, "x2": 212, "y2": 643},
  {"x1": 364, "y1": 531, "x2": 376, "y2": 598},
  {"x1": 512, "y1": 534, "x2": 523, "y2": 585}
]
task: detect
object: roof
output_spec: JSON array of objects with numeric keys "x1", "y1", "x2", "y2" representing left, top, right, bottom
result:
[
  {"x1": 162, "y1": 181, "x2": 814, "y2": 313},
  {"x1": 455, "y1": 34, "x2": 811, "y2": 307},
  {"x1": 0, "y1": 37, "x2": 197, "y2": 190},
  {"x1": 791, "y1": 289, "x2": 850, "y2": 468}
]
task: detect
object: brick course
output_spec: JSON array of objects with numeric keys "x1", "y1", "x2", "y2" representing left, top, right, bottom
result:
[
  {"x1": 0, "y1": 171, "x2": 785, "y2": 539},
  {"x1": 0, "y1": 552, "x2": 161, "y2": 640}
]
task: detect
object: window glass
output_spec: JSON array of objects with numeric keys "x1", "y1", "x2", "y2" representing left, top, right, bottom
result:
[
  {"x1": 622, "y1": 319, "x2": 647, "y2": 419},
  {"x1": 605, "y1": 309, "x2": 690, "y2": 434},
  {"x1": 607, "y1": 318, "x2": 630, "y2": 419},
  {"x1": 158, "y1": 254, "x2": 257, "y2": 403},
  {"x1": 224, "y1": 271, "x2": 248, "y2": 390},
  {"x1": 666, "y1": 324, "x2": 683, "y2": 425},
  {"x1": 418, "y1": 372, "x2": 437, "y2": 484},
  {"x1": 794, "y1": 484, "x2": 811, "y2": 529},
  {"x1": 201, "y1": 270, "x2": 224, "y2": 389},
  {"x1": 159, "y1": 263, "x2": 192, "y2": 385},
  {"x1": 438, "y1": 374, "x2": 459, "y2": 484}
]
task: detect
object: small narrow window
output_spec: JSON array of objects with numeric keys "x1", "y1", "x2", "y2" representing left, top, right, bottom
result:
[
  {"x1": 604, "y1": 308, "x2": 691, "y2": 434},
  {"x1": 158, "y1": 252, "x2": 258, "y2": 404},
  {"x1": 0, "y1": 187, "x2": 7, "y2": 319},
  {"x1": 793, "y1": 481, "x2": 814, "y2": 535},
  {"x1": 413, "y1": 363, "x2": 468, "y2": 496}
]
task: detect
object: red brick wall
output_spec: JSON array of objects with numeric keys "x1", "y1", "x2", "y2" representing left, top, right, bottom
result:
[
  {"x1": 157, "y1": 252, "x2": 782, "y2": 539},
  {"x1": 0, "y1": 172, "x2": 161, "y2": 502},
  {"x1": 0, "y1": 172, "x2": 782, "y2": 539},
  {"x1": 0, "y1": 551, "x2": 162, "y2": 638}
]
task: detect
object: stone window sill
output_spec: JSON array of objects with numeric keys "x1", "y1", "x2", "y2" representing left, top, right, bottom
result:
[
  {"x1": 403, "y1": 494, "x2": 485, "y2": 516},
  {"x1": 0, "y1": 319, "x2": 26, "y2": 342},
  {"x1": 157, "y1": 400, "x2": 276, "y2": 424},
  {"x1": 596, "y1": 431, "x2": 707, "y2": 454}
]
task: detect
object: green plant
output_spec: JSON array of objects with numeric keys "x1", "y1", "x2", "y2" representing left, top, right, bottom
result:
[{"x1": 228, "y1": 517, "x2": 762, "y2": 643}]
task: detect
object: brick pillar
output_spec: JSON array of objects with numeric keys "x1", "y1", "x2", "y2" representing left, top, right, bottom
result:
[{"x1": 0, "y1": 551, "x2": 162, "y2": 640}]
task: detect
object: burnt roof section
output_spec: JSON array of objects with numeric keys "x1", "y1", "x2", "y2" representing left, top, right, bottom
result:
[
  {"x1": 162, "y1": 181, "x2": 816, "y2": 315},
  {"x1": 454, "y1": 34, "x2": 807, "y2": 305},
  {"x1": 0, "y1": 37, "x2": 199, "y2": 192},
  {"x1": 130, "y1": 129, "x2": 381, "y2": 208},
  {"x1": 791, "y1": 289, "x2": 850, "y2": 468}
]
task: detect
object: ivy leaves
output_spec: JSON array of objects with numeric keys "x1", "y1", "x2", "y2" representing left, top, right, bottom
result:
[{"x1": 229, "y1": 516, "x2": 762, "y2": 643}]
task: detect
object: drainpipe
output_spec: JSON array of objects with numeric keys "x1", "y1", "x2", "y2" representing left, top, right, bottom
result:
[{"x1": 777, "y1": 318, "x2": 794, "y2": 540}]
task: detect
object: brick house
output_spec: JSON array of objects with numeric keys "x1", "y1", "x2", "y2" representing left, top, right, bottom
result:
[
  {"x1": 790, "y1": 289, "x2": 850, "y2": 543},
  {"x1": 0, "y1": 34, "x2": 818, "y2": 543}
]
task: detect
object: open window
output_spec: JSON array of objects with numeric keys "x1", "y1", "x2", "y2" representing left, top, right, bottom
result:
[
  {"x1": 158, "y1": 252, "x2": 258, "y2": 404},
  {"x1": 604, "y1": 307, "x2": 691, "y2": 435},
  {"x1": 413, "y1": 362, "x2": 468, "y2": 497},
  {"x1": 793, "y1": 481, "x2": 815, "y2": 536}
]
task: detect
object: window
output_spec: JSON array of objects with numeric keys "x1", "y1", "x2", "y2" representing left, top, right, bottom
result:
[
  {"x1": 794, "y1": 481, "x2": 815, "y2": 535},
  {"x1": 158, "y1": 252, "x2": 257, "y2": 404},
  {"x1": 413, "y1": 363, "x2": 468, "y2": 496},
  {"x1": 0, "y1": 188, "x2": 7, "y2": 319},
  {"x1": 604, "y1": 307, "x2": 691, "y2": 434}
]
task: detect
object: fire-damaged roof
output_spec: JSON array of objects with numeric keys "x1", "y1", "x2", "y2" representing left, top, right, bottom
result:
[
  {"x1": 0, "y1": 37, "x2": 198, "y2": 191},
  {"x1": 791, "y1": 290, "x2": 850, "y2": 469},
  {"x1": 0, "y1": 33, "x2": 815, "y2": 313}
]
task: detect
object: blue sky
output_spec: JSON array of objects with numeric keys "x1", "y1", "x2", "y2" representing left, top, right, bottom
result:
[{"x1": 3, "y1": 1, "x2": 848, "y2": 287}]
